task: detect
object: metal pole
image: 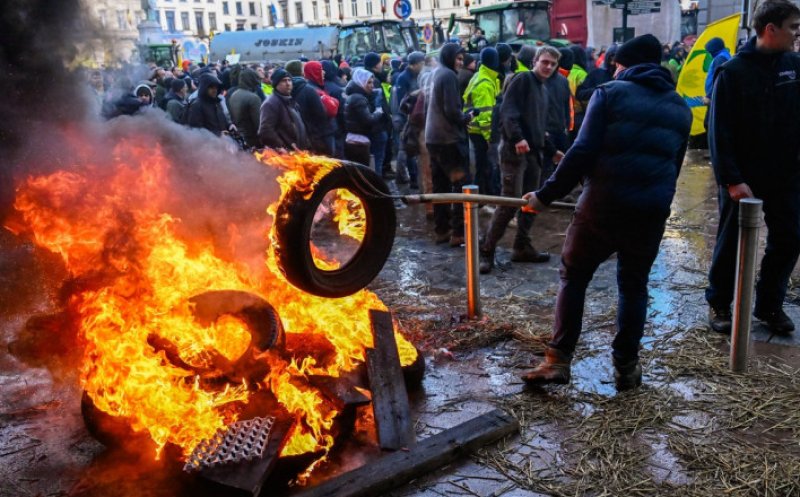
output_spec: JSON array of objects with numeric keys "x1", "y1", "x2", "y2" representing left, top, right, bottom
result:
[
  {"x1": 730, "y1": 198, "x2": 762, "y2": 372},
  {"x1": 463, "y1": 185, "x2": 481, "y2": 319}
]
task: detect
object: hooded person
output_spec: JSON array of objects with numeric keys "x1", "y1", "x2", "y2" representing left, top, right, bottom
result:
[
  {"x1": 391, "y1": 50, "x2": 426, "y2": 185},
  {"x1": 322, "y1": 59, "x2": 347, "y2": 157},
  {"x1": 521, "y1": 33, "x2": 691, "y2": 390},
  {"x1": 576, "y1": 43, "x2": 618, "y2": 104},
  {"x1": 258, "y1": 68, "x2": 309, "y2": 151},
  {"x1": 228, "y1": 68, "x2": 263, "y2": 148},
  {"x1": 464, "y1": 47, "x2": 502, "y2": 198},
  {"x1": 703, "y1": 37, "x2": 732, "y2": 101},
  {"x1": 496, "y1": 43, "x2": 514, "y2": 77},
  {"x1": 285, "y1": 60, "x2": 304, "y2": 78},
  {"x1": 303, "y1": 60, "x2": 339, "y2": 155},
  {"x1": 187, "y1": 73, "x2": 231, "y2": 135},
  {"x1": 285, "y1": 61, "x2": 335, "y2": 156},
  {"x1": 224, "y1": 64, "x2": 243, "y2": 108},
  {"x1": 361, "y1": 52, "x2": 392, "y2": 176},
  {"x1": 425, "y1": 42, "x2": 473, "y2": 246},
  {"x1": 343, "y1": 68, "x2": 386, "y2": 167}
]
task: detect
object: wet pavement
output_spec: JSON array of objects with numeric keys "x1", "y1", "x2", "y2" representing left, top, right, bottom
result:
[{"x1": 2, "y1": 150, "x2": 800, "y2": 497}]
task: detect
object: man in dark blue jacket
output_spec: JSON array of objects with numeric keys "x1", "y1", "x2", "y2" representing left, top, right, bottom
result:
[
  {"x1": 521, "y1": 34, "x2": 692, "y2": 390},
  {"x1": 706, "y1": 0, "x2": 800, "y2": 335}
]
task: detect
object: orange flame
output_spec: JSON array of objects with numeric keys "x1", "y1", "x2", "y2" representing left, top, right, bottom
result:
[{"x1": 11, "y1": 142, "x2": 417, "y2": 469}]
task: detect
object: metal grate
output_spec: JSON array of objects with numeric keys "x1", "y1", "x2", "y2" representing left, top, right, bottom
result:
[{"x1": 183, "y1": 416, "x2": 275, "y2": 473}]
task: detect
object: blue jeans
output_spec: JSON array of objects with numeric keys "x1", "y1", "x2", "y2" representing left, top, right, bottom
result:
[
  {"x1": 370, "y1": 131, "x2": 388, "y2": 176},
  {"x1": 549, "y1": 212, "x2": 667, "y2": 362},
  {"x1": 706, "y1": 185, "x2": 800, "y2": 314}
]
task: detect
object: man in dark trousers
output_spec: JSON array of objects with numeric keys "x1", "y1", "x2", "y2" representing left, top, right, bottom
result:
[
  {"x1": 479, "y1": 46, "x2": 562, "y2": 274},
  {"x1": 521, "y1": 34, "x2": 691, "y2": 390},
  {"x1": 706, "y1": 0, "x2": 800, "y2": 335},
  {"x1": 425, "y1": 42, "x2": 473, "y2": 246}
]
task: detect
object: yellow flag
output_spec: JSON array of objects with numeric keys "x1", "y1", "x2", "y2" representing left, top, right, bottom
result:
[{"x1": 676, "y1": 13, "x2": 741, "y2": 136}]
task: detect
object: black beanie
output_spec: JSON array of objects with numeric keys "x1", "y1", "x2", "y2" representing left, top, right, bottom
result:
[
  {"x1": 363, "y1": 52, "x2": 381, "y2": 70},
  {"x1": 271, "y1": 68, "x2": 290, "y2": 87},
  {"x1": 496, "y1": 43, "x2": 513, "y2": 64},
  {"x1": 615, "y1": 34, "x2": 662, "y2": 68},
  {"x1": 170, "y1": 78, "x2": 186, "y2": 92},
  {"x1": 558, "y1": 47, "x2": 574, "y2": 71}
]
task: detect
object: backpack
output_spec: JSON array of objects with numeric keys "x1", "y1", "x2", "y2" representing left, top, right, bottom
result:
[
  {"x1": 398, "y1": 90, "x2": 419, "y2": 117},
  {"x1": 314, "y1": 88, "x2": 339, "y2": 118}
]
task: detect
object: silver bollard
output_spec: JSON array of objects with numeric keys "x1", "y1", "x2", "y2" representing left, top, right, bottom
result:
[
  {"x1": 730, "y1": 198, "x2": 763, "y2": 372},
  {"x1": 463, "y1": 185, "x2": 481, "y2": 318}
]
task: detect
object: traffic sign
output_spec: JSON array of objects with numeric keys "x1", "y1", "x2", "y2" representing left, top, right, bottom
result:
[
  {"x1": 422, "y1": 23, "x2": 434, "y2": 44},
  {"x1": 393, "y1": 0, "x2": 412, "y2": 19}
]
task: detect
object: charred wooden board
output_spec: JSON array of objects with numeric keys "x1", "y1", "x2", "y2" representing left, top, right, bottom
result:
[
  {"x1": 290, "y1": 408, "x2": 520, "y2": 497},
  {"x1": 365, "y1": 309, "x2": 415, "y2": 451}
]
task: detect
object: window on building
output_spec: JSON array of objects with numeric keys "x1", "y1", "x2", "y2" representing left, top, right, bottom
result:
[
  {"x1": 224, "y1": 23, "x2": 231, "y2": 30},
  {"x1": 324, "y1": 1, "x2": 330, "y2": 18},
  {"x1": 414, "y1": 0, "x2": 421, "y2": 10},
  {"x1": 237, "y1": 21, "x2": 245, "y2": 30},
  {"x1": 195, "y1": 11, "x2": 205, "y2": 35},
  {"x1": 116, "y1": 10, "x2": 126, "y2": 30},
  {"x1": 366, "y1": 0, "x2": 373, "y2": 15},
  {"x1": 453, "y1": 0, "x2": 460, "y2": 6},
  {"x1": 165, "y1": 10, "x2": 176, "y2": 31},
  {"x1": 250, "y1": 2, "x2": 256, "y2": 15},
  {"x1": 251, "y1": 22, "x2": 258, "y2": 29},
  {"x1": 181, "y1": 11, "x2": 190, "y2": 30},
  {"x1": 209, "y1": 12, "x2": 217, "y2": 30},
  {"x1": 236, "y1": 2, "x2": 243, "y2": 15},
  {"x1": 222, "y1": 1, "x2": 229, "y2": 14},
  {"x1": 434, "y1": 0, "x2": 440, "y2": 8},
  {"x1": 98, "y1": 9, "x2": 107, "y2": 28},
  {"x1": 281, "y1": 1, "x2": 288, "y2": 25},
  {"x1": 351, "y1": 0, "x2": 358, "y2": 17},
  {"x1": 295, "y1": 2, "x2": 303, "y2": 22},
  {"x1": 312, "y1": 1, "x2": 318, "y2": 19}
]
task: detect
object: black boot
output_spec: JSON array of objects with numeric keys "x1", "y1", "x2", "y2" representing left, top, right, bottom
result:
[
  {"x1": 511, "y1": 244, "x2": 551, "y2": 263},
  {"x1": 521, "y1": 347, "x2": 571, "y2": 386},
  {"x1": 479, "y1": 250, "x2": 494, "y2": 274},
  {"x1": 708, "y1": 306, "x2": 732, "y2": 334},
  {"x1": 613, "y1": 356, "x2": 642, "y2": 391},
  {"x1": 753, "y1": 308, "x2": 795, "y2": 334}
]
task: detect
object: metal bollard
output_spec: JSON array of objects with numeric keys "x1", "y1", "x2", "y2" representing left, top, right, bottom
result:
[
  {"x1": 730, "y1": 198, "x2": 763, "y2": 372},
  {"x1": 463, "y1": 185, "x2": 481, "y2": 319}
]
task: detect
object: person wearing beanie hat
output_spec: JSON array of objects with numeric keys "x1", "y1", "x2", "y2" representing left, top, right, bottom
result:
[
  {"x1": 363, "y1": 52, "x2": 382, "y2": 71},
  {"x1": 258, "y1": 67, "x2": 309, "y2": 152},
  {"x1": 288, "y1": 61, "x2": 336, "y2": 155},
  {"x1": 706, "y1": 0, "x2": 800, "y2": 336},
  {"x1": 516, "y1": 45, "x2": 537, "y2": 71},
  {"x1": 463, "y1": 46, "x2": 501, "y2": 200},
  {"x1": 702, "y1": 37, "x2": 731, "y2": 103},
  {"x1": 284, "y1": 60, "x2": 304, "y2": 77},
  {"x1": 457, "y1": 52, "x2": 477, "y2": 97},
  {"x1": 519, "y1": 33, "x2": 691, "y2": 390},
  {"x1": 496, "y1": 43, "x2": 513, "y2": 67},
  {"x1": 426, "y1": 42, "x2": 471, "y2": 246},
  {"x1": 614, "y1": 34, "x2": 663, "y2": 69}
]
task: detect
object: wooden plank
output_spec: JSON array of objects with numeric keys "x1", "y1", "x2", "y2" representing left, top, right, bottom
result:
[
  {"x1": 365, "y1": 309, "x2": 415, "y2": 451},
  {"x1": 290, "y1": 408, "x2": 519, "y2": 497},
  {"x1": 306, "y1": 374, "x2": 371, "y2": 411}
]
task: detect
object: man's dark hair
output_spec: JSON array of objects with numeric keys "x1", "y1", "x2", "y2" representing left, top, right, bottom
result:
[{"x1": 753, "y1": 0, "x2": 800, "y2": 36}]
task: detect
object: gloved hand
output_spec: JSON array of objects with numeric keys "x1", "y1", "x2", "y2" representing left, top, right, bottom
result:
[{"x1": 521, "y1": 191, "x2": 546, "y2": 214}]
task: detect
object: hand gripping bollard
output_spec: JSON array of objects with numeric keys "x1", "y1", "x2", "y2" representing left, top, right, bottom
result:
[
  {"x1": 463, "y1": 185, "x2": 481, "y2": 319},
  {"x1": 730, "y1": 198, "x2": 763, "y2": 372}
]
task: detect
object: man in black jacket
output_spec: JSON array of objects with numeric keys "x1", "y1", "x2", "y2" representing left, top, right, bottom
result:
[
  {"x1": 228, "y1": 68, "x2": 262, "y2": 148},
  {"x1": 521, "y1": 34, "x2": 691, "y2": 390},
  {"x1": 706, "y1": 0, "x2": 800, "y2": 335},
  {"x1": 187, "y1": 73, "x2": 232, "y2": 136},
  {"x1": 258, "y1": 69, "x2": 309, "y2": 152},
  {"x1": 479, "y1": 46, "x2": 561, "y2": 274}
]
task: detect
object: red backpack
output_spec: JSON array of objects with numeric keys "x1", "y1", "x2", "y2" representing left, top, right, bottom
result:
[{"x1": 315, "y1": 88, "x2": 339, "y2": 118}]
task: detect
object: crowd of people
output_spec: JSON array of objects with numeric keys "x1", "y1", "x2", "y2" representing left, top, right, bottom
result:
[{"x1": 84, "y1": 0, "x2": 800, "y2": 392}]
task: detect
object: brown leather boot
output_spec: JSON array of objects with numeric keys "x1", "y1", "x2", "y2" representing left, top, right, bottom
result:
[
  {"x1": 521, "y1": 347, "x2": 571, "y2": 386},
  {"x1": 613, "y1": 357, "x2": 642, "y2": 391}
]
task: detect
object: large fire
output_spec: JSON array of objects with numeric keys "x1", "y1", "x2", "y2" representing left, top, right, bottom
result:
[{"x1": 8, "y1": 138, "x2": 417, "y2": 470}]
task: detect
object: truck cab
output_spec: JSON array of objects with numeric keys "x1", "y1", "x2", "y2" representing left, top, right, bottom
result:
[
  {"x1": 471, "y1": 1, "x2": 557, "y2": 47},
  {"x1": 337, "y1": 20, "x2": 419, "y2": 61}
]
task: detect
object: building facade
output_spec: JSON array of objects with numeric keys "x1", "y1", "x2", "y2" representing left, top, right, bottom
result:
[{"x1": 83, "y1": 0, "x2": 146, "y2": 63}]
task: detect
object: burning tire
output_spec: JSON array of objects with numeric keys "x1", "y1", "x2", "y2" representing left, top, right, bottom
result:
[{"x1": 274, "y1": 162, "x2": 396, "y2": 298}]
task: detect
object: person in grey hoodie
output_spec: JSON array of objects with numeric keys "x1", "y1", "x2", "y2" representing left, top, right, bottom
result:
[{"x1": 425, "y1": 42, "x2": 475, "y2": 246}]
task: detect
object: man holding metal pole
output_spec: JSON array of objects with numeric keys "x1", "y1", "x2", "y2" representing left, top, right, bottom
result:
[
  {"x1": 520, "y1": 34, "x2": 691, "y2": 390},
  {"x1": 706, "y1": 0, "x2": 800, "y2": 336}
]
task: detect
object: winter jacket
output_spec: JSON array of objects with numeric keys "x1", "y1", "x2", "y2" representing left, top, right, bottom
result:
[
  {"x1": 391, "y1": 68, "x2": 419, "y2": 117},
  {"x1": 500, "y1": 71, "x2": 549, "y2": 150},
  {"x1": 463, "y1": 64, "x2": 500, "y2": 141},
  {"x1": 291, "y1": 77, "x2": 334, "y2": 154},
  {"x1": 537, "y1": 63, "x2": 692, "y2": 220},
  {"x1": 425, "y1": 44, "x2": 470, "y2": 146},
  {"x1": 457, "y1": 67, "x2": 475, "y2": 97},
  {"x1": 228, "y1": 69, "x2": 263, "y2": 148},
  {"x1": 709, "y1": 37, "x2": 800, "y2": 189},
  {"x1": 163, "y1": 90, "x2": 186, "y2": 122},
  {"x1": 344, "y1": 80, "x2": 385, "y2": 137},
  {"x1": 258, "y1": 92, "x2": 309, "y2": 150},
  {"x1": 576, "y1": 46, "x2": 617, "y2": 105},
  {"x1": 187, "y1": 74, "x2": 229, "y2": 136},
  {"x1": 567, "y1": 65, "x2": 588, "y2": 112},
  {"x1": 544, "y1": 71, "x2": 571, "y2": 134},
  {"x1": 322, "y1": 60, "x2": 346, "y2": 137}
]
